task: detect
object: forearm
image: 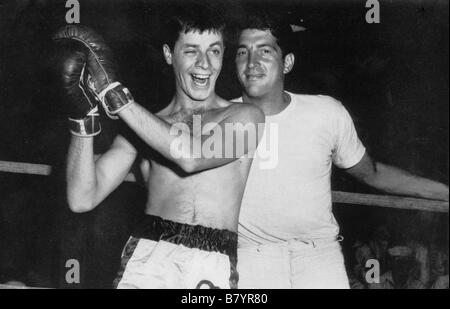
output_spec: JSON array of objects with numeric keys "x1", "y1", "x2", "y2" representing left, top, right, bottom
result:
[
  {"x1": 118, "y1": 103, "x2": 234, "y2": 173},
  {"x1": 366, "y1": 162, "x2": 449, "y2": 201},
  {"x1": 66, "y1": 136, "x2": 98, "y2": 212},
  {"x1": 119, "y1": 103, "x2": 185, "y2": 163}
]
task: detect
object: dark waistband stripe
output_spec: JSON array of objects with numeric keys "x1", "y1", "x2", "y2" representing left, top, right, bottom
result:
[{"x1": 132, "y1": 215, "x2": 238, "y2": 260}]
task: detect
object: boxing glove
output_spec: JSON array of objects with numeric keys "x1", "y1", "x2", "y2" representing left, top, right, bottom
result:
[
  {"x1": 53, "y1": 26, "x2": 134, "y2": 119},
  {"x1": 53, "y1": 39, "x2": 101, "y2": 137}
]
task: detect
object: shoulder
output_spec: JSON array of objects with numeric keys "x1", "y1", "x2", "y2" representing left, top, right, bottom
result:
[
  {"x1": 290, "y1": 93, "x2": 346, "y2": 113},
  {"x1": 225, "y1": 101, "x2": 265, "y2": 124},
  {"x1": 214, "y1": 96, "x2": 264, "y2": 124},
  {"x1": 285, "y1": 93, "x2": 351, "y2": 126}
]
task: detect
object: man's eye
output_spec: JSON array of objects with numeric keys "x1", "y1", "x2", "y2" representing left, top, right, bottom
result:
[
  {"x1": 210, "y1": 49, "x2": 221, "y2": 55},
  {"x1": 261, "y1": 49, "x2": 271, "y2": 54},
  {"x1": 237, "y1": 49, "x2": 247, "y2": 56},
  {"x1": 185, "y1": 50, "x2": 196, "y2": 54}
]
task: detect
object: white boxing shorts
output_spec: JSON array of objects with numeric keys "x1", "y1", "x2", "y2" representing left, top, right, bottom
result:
[{"x1": 113, "y1": 215, "x2": 238, "y2": 289}]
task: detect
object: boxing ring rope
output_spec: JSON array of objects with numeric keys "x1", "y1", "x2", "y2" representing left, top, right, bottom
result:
[
  {"x1": 0, "y1": 284, "x2": 48, "y2": 289},
  {"x1": 331, "y1": 191, "x2": 448, "y2": 213},
  {"x1": 0, "y1": 160, "x2": 448, "y2": 213}
]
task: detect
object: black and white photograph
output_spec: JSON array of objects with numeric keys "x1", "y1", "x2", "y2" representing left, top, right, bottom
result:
[{"x1": 0, "y1": 0, "x2": 448, "y2": 291}]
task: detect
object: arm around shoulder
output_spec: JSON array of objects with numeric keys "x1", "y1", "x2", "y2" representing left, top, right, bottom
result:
[
  {"x1": 179, "y1": 103, "x2": 266, "y2": 173},
  {"x1": 118, "y1": 101, "x2": 265, "y2": 174}
]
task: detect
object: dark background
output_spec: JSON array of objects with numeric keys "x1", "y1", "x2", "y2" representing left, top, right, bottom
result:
[{"x1": 0, "y1": 0, "x2": 448, "y2": 288}]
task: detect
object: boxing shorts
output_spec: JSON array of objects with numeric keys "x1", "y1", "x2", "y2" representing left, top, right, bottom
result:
[{"x1": 113, "y1": 215, "x2": 238, "y2": 289}]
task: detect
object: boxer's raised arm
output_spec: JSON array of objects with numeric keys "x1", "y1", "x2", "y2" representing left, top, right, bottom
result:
[
  {"x1": 118, "y1": 102, "x2": 265, "y2": 173},
  {"x1": 66, "y1": 134, "x2": 137, "y2": 213},
  {"x1": 53, "y1": 26, "x2": 137, "y2": 212}
]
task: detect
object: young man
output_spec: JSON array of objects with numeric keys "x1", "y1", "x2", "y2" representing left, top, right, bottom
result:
[
  {"x1": 233, "y1": 10, "x2": 449, "y2": 289},
  {"x1": 54, "y1": 5, "x2": 264, "y2": 289}
]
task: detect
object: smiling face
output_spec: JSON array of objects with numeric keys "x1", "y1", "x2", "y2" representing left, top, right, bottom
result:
[
  {"x1": 164, "y1": 30, "x2": 224, "y2": 103},
  {"x1": 235, "y1": 29, "x2": 287, "y2": 99}
]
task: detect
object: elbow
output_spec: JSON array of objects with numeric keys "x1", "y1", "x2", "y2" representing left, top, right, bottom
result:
[
  {"x1": 67, "y1": 192, "x2": 96, "y2": 213},
  {"x1": 177, "y1": 155, "x2": 215, "y2": 173},
  {"x1": 177, "y1": 158, "x2": 200, "y2": 174},
  {"x1": 170, "y1": 140, "x2": 203, "y2": 173},
  {"x1": 68, "y1": 199, "x2": 95, "y2": 213}
]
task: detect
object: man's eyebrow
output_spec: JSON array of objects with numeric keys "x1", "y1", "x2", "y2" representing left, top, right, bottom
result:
[
  {"x1": 256, "y1": 43, "x2": 276, "y2": 49},
  {"x1": 209, "y1": 41, "x2": 223, "y2": 48},
  {"x1": 237, "y1": 43, "x2": 277, "y2": 49},
  {"x1": 182, "y1": 44, "x2": 199, "y2": 48},
  {"x1": 181, "y1": 42, "x2": 223, "y2": 48}
]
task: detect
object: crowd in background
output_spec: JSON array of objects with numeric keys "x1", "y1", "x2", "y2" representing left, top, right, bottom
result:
[{"x1": 348, "y1": 226, "x2": 448, "y2": 289}]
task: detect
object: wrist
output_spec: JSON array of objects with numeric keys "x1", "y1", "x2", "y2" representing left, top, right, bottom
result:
[
  {"x1": 96, "y1": 82, "x2": 135, "y2": 119},
  {"x1": 68, "y1": 106, "x2": 101, "y2": 137}
]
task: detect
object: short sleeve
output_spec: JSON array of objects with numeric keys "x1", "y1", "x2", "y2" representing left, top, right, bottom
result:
[{"x1": 332, "y1": 100, "x2": 366, "y2": 169}]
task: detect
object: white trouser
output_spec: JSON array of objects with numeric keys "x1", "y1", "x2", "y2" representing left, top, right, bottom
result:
[{"x1": 237, "y1": 237, "x2": 350, "y2": 289}]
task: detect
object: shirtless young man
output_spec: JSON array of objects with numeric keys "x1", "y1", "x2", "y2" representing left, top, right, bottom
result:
[{"x1": 53, "y1": 5, "x2": 264, "y2": 289}]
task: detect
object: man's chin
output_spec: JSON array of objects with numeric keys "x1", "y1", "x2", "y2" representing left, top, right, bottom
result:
[
  {"x1": 244, "y1": 85, "x2": 267, "y2": 99},
  {"x1": 187, "y1": 89, "x2": 213, "y2": 102}
]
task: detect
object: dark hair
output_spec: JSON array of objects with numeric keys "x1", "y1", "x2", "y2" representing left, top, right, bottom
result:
[
  {"x1": 239, "y1": 7, "x2": 294, "y2": 57},
  {"x1": 163, "y1": 2, "x2": 227, "y2": 50}
]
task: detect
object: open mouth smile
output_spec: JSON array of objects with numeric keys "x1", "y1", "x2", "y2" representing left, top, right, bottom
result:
[{"x1": 191, "y1": 73, "x2": 211, "y2": 87}]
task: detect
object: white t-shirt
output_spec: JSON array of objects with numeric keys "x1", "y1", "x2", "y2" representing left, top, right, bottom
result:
[{"x1": 235, "y1": 92, "x2": 366, "y2": 245}]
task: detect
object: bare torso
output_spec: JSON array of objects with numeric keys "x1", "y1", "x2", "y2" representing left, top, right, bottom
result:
[{"x1": 139, "y1": 98, "x2": 255, "y2": 232}]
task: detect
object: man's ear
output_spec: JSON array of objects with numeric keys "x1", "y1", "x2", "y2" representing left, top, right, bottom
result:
[
  {"x1": 163, "y1": 44, "x2": 173, "y2": 65},
  {"x1": 283, "y1": 53, "x2": 295, "y2": 74}
]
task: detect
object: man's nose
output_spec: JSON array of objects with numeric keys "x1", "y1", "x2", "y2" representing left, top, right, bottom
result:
[
  {"x1": 247, "y1": 51, "x2": 260, "y2": 69},
  {"x1": 196, "y1": 52, "x2": 210, "y2": 70}
]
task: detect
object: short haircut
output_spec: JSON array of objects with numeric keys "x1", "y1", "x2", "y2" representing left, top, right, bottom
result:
[
  {"x1": 163, "y1": 2, "x2": 227, "y2": 50},
  {"x1": 239, "y1": 7, "x2": 294, "y2": 57}
]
